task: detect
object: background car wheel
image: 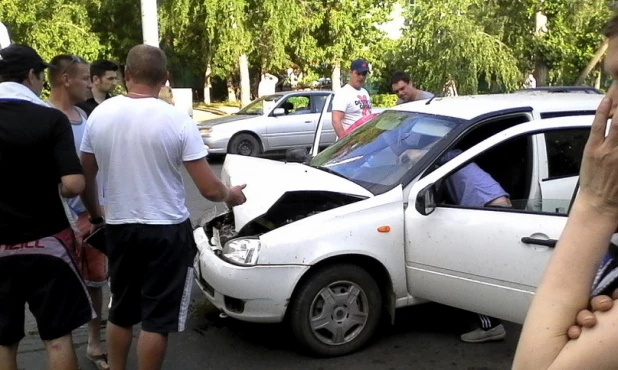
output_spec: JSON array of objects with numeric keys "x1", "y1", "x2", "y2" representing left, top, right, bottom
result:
[
  {"x1": 229, "y1": 133, "x2": 261, "y2": 156},
  {"x1": 288, "y1": 264, "x2": 382, "y2": 357}
]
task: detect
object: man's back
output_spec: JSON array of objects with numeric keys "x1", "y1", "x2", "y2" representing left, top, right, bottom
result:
[
  {"x1": 81, "y1": 95, "x2": 206, "y2": 225},
  {"x1": 0, "y1": 101, "x2": 81, "y2": 244}
]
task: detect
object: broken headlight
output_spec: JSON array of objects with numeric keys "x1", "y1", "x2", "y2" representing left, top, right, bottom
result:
[{"x1": 222, "y1": 238, "x2": 260, "y2": 266}]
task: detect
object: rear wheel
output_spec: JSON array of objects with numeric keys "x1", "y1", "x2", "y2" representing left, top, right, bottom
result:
[
  {"x1": 288, "y1": 264, "x2": 382, "y2": 357},
  {"x1": 229, "y1": 133, "x2": 261, "y2": 156}
]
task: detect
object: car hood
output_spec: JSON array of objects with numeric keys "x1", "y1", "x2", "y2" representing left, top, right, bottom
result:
[
  {"x1": 221, "y1": 155, "x2": 373, "y2": 231},
  {"x1": 197, "y1": 114, "x2": 257, "y2": 128}
]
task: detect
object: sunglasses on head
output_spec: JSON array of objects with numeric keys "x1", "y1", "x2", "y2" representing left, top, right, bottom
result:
[{"x1": 62, "y1": 55, "x2": 87, "y2": 75}]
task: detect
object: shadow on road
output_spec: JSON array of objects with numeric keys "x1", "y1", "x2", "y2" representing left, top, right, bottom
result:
[{"x1": 189, "y1": 298, "x2": 515, "y2": 356}]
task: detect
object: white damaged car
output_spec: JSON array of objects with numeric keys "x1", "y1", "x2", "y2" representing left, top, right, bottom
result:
[{"x1": 193, "y1": 93, "x2": 603, "y2": 356}]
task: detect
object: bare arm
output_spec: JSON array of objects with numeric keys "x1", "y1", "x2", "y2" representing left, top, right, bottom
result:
[
  {"x1": 332, "y1": 110, "x2": 346, "y2": 138},
  {"x1": 60, "y1": 174, "x2": 85, "y2": 198},
  {"x1": 513, "y1": 97, "x2": 618, "y2": 369},
  {"x1": 79, "y1": 152, "x2": 103, "y2": 219},
  {"x1": 52, "y1": 112, "x2": 85, "y2": 198}
]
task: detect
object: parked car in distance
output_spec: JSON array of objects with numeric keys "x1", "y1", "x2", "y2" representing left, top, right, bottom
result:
[
  {"x1": 193, "y1": 93, "x2": 602, "y2": 357},
  {"x1": 198, "y1": 91, "x2": 385, "y2": 157}
]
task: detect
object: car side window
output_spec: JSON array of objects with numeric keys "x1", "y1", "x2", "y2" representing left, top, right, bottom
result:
[
  {"x1": 544, "y1": 128, "x2": 590, "y2": 180},
  {"x1": 435, "y1": 129, "x2": 581, "y2": 217},
  {"x1": 280, "y1": 96, "x2": 311, "y2": 115},
  {"x1": 313, "y1": 95, "x2": 333, "y2": 113}
]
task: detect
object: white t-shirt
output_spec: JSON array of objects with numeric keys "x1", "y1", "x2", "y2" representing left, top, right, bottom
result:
[
  {"x1": 331, "y1": 84, "x2": 372, "y2": 131},
  {"x1": 80, "y1": 95, "x2": 208, "y2": 225}
]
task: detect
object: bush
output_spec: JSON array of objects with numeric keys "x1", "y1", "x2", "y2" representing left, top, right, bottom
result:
[{"x1": 371, "y1": 94, "x2": 398, "y2": 108}]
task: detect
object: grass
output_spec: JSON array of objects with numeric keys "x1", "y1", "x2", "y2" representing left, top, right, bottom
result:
[{"x1": 194, "y1": 101, "x2": 242, "y2": 110}]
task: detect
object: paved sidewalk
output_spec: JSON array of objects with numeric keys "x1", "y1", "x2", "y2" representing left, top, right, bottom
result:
[{"x1": 17, "y1": 286, "x2": 114, "y2": 369}]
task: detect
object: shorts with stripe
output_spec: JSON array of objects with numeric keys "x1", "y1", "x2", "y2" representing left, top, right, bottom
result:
[
  {"x1": 0, "y1": 228, "x2": 95, "y2": 345},
  {"x1": 106, "y1": 219, "x2": 196, "y2": 333}
]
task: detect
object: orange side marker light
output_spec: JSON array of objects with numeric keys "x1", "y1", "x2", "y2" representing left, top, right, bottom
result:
[{"x1": 377, "y1": 226, "x2": 391, "y2": 233}]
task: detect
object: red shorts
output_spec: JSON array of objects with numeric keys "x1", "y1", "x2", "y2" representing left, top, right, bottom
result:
[{"x1": 74, "y1": 212, "x2": 108, "y2": 287}]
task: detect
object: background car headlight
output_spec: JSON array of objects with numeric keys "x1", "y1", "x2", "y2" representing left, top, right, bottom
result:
[
  {"x1": 222, "y1": 238, "x2": 260, "y2": 265},
  {"x1": 200, "y1": 127, "x2": 212, "y2": 135}
]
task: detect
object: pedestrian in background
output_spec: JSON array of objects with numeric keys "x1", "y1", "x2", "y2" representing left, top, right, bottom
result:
[
  {"x1": 47, "y1": 54, "x2": 109, "y2": 370},
  {"x1": 77, "y1": 59, "x2": 119, "y2": 116},
  {"x1": 79, "y1": 44, "x2": 247, "y2": 370},
  {"x1": 331, "y1": 59, "x2": 373, "y2": 139},
  {"x1": 0, "y1": 44, "x2": 93, "y2": 370}
]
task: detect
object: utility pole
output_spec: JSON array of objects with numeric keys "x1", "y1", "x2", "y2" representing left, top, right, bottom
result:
[
  {"x1": 140, "y1": 0, "x2": 159, "y2": 47},
  {"x1": 0, "y1": 22, "x2": 11, "y2": 49}
]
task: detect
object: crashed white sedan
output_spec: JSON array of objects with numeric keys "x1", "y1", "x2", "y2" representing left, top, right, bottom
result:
[{"x1": 193, "y1": 92, "x2": 602, "y2": 357}]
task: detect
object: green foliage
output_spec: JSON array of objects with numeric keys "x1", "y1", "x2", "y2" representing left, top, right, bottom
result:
[
  {"x1": 399, "y1": 0, "x2": 521, "y2": 95},
  {"x1": 371, "y1": 94, "x2": 398, "y2": 107},
  {"x1": 1, "y1": 0, "x2": 613, "y2": 99},
  {"x1": 288, "y1": 96, "x2": 310, "y2": 109},
  {"x1": 1, "y1": 0, "x2": 101, "y2": 63}
]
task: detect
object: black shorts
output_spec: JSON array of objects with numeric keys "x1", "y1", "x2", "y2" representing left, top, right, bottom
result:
[
  {"x1": 0, "y1": 228, "x2": 94, "y2": 345},
  {"x1": 106, "y1": 219, "x2": 197, "y2": 333}
]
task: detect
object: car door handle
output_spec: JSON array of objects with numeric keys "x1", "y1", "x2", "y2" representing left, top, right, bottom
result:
[
  {"x1": 305, "y1": 121, "x2": 312, "y2": 123},
  {"x1": 521, "y1": 236, "x2": 557, "y2": 248}
]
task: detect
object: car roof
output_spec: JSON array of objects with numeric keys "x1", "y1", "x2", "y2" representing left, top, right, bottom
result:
[
  {"x1": 391, "y1": 93, "x2": 604, "y2": 120},
  {"x1": 267, "y1": 90, "x2": 333, "y2": 98}
]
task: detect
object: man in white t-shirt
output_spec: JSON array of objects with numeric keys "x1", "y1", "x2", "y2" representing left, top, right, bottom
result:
[
  {"x1": 331, "y1": 59, "x2": 373, "y2": 139},
  {"x1": 79, "y1": 44, "x2": 246, "y2": 370}
]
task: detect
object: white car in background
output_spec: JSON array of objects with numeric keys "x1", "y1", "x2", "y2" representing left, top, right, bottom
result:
[
  {"x1": 193, "y1": 93, "x2": 602, "y2": 357},
  {"x1": 198, "y1": 91, "x2": 386, "y2": 157}
]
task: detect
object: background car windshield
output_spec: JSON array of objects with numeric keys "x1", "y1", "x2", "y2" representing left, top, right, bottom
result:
[
  {"x1": 309, "y1": 110, "x2": 463, "y2": 194},
  {"x1": 237, "y1": 95, "x2": 282, "y2": 115}
]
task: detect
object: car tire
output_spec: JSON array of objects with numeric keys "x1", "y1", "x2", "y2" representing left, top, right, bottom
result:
[
  {"x1": 229, "y1": 133, "x2": 261, "y2": 156},
  {"x1": 288, "y1": 264, "x2": 382, "y2": 357}
]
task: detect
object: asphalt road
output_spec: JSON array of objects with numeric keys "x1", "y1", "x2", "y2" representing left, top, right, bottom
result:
[{"x1": 17, "y1": 156, "x2": 520, "y2": 370}]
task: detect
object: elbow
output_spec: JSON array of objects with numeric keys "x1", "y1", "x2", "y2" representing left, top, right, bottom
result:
[{"x1": 61, "y1": 175, "x2": 85, "y2": 198}]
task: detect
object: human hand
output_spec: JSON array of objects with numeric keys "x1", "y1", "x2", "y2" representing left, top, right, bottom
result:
[
  {"x1": 225, "y1": 184, "x2": 247, "y2": 207},
  {"x1": 89, "y1": 218, "x2": 105, "y2": 235},
  {"x1": 578, "y1": 97, "x2": 618, "y2": 219},
  {"x1": 567, "y1": 288, "x2": 618, "y2": 339}
]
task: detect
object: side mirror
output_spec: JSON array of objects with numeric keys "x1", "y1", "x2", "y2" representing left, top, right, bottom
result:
[
  {"x1": 285, "y1": 147, "x2": 309, "y2": 163},
  {"x1": 415, "y1": 184, "x2": 436, "y2": 216},
  {"x1": 272, "y1": 107, "x2": 286, "y2": 116}
]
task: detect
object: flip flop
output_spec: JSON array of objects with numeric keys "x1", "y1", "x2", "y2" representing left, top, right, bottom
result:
[{"x1": 86, "y1": 353, "x2": 109, "y2": 370}]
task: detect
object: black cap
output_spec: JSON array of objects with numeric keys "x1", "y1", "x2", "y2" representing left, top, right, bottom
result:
[
  {"x1": 0, "y1": 44, "x2": 53, "y2": 74},
  {"x1": 351, "y1": 59, "x2": 370, "y2": 73}
]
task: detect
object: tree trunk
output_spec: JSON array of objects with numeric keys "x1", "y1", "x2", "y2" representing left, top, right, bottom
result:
[
  {"x1": 239, "y1": 54, "x2": 251, "y2": 107},
  {"x1": 595, "y1": 66, "x2": 602, "y2": 89},
  {"x1": 331, "y1": 63, "x2": 341, "y2": 92},
  {"x1": 575, "y1": 39, "x2": 609, "y2": 86},
  {"x1": 534, "y1": 59, "x2": 549, "y2": 87},
  {"x1": 227, "y1": 77, "x2": 237, "y2": 102},
  {"x1": 534, "y1": 10, "x2": 549, "y2": 86},
  {"x1": 203, "y1": 64, "x2": 212, "y2": 104}
]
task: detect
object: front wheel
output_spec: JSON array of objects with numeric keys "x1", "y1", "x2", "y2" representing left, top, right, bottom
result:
[{"x1": 288, "y1": 264, "x2": 382, "y2": 357}]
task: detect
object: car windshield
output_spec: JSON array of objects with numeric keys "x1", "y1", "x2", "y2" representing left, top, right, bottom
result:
[
  {"x1": 237, "y1": 95, "x2": 283, "y2": 115},
  {"x1": 309, "y1": 110, "x2": 464, "y2": 194}
]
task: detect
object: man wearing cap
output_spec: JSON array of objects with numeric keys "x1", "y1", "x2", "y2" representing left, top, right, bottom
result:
[
  {"x1": 0, "y1": 44, "x2": 94, "y2": 370},
  {"x1": 331, "y1": 59, "x2": 373, "y2": 139}
]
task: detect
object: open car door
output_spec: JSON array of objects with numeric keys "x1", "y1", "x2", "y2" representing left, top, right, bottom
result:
[{"x1": 404, "y1": 115, "x2": 593, "y2": 324}]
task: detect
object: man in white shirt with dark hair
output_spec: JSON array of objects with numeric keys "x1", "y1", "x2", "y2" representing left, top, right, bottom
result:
[
  {"x1": 331, "y1": 59, "x2": 373, "y2": 139},
  {"x1": 79, "y1": 44, "x2": 247, "y2": 370}
]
